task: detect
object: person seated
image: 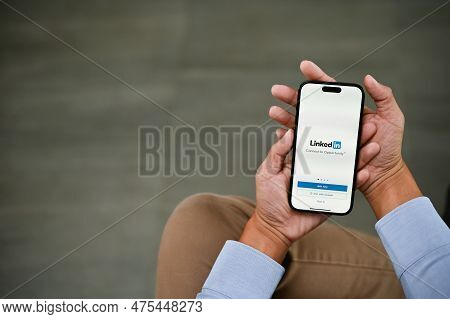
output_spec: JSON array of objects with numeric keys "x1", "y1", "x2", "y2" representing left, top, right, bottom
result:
[{"x1": 156, "y1": 61, "x2": 450, "y2": 299}]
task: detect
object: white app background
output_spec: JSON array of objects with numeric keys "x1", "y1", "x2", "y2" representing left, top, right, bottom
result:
[{"x1": 291, "y1": 83, "x2": 362, "y2": 213}]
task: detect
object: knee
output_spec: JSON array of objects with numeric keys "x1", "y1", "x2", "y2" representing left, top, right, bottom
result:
[
  {"x1": 165, "y1": 193, "x2": 224, "y2": 232},
  {"x1": 175, "y1": 192, "x2": 222, "y2": 212},
  {"x1": 156, "y1": 193, "x2": 225, "y2": 298}
]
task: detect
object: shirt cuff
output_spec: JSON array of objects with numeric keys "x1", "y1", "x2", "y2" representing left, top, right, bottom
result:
[
  {"x1": 375, "y1": 196, "x2": 450, "y2": 278},
  {"x1": 198, "y1": 240, "x2": 285, "y2": 299}
]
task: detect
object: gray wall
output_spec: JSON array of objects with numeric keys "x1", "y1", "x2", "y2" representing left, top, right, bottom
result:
[{"x1": 1, "y1": 0, "x2": 449, "y2": 298}]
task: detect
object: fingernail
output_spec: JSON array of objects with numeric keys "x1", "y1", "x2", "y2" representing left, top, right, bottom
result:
[
  {"x1": 275, "y1": 129, "x2": 281, "y2": 138},
  {"x1": 286, "y1": 129, "x2": 294, "y2": 138},
  {"x1": 269, "y1": 106, "x2": 277, "y2": 115},
  {"x1": 271, "y1": 84, "x2": 281, "y2": 91},
  {"x1": 367, "y1": 74, "x2": 378, "y2": 85}
]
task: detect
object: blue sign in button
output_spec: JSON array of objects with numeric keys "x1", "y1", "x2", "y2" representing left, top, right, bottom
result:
[{"x1": 298, "y1": 181, "x2": 348, "y2": 192}]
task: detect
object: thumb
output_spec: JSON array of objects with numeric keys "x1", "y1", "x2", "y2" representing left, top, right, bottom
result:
[
  {"x1": 364, "y1": 75, "x2": 399, "y2": 112},
  {"x1": 265, "y1": 129, "x2": 294, "y2": 174}
]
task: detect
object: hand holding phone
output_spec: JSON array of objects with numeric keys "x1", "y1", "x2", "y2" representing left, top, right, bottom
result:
[
  {"x1": 272, "y1": 61, "x2": 412, "y2": 218},
  {"x1": 241, "y1": 61, "x2": 413, "y2": 260}
]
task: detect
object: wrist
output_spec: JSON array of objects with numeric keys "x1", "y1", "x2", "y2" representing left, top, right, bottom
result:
[
  {"x1": 239, "y1": 212, "x2": 290, "y2": 264},
  {"x1": 365, "y1": 161, "x2": 422, "y2": 219}
]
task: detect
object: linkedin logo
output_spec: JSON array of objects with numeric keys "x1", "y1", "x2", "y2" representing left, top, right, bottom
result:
[
  {"x1": 332, "y1": 141, "x2": 341, "y2": 149},
  {"x1": 309, "y1": 140, "x2": 342, "y2": 149}
]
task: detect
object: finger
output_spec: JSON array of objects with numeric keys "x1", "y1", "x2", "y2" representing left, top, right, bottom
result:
[
  {"x1": 364, "y1": 75, "x2": 399, "y2": 111},
  {"x1": 276, "y1": 128, "x2": 287, "y2": 139},
  {"x1": 357, "y1": 142, "x2": 380, "y2": 169},
  {"x1": 359, "y1": 122, "x2": 377, "y2": 146},
  {"x1": 356, "y1": 169, "x2": 370, "y2": 188},
  {"x1": 271, "y1": 84, "x2": 297, "y2": 106},
  {"x1": 269, "y1": 106, "x2": 296, "y2": 129},
  {"x1": 266, "y1": 129, "x2": 294, "y2": 174},
  {"x1": 300, "y1": 60, "x2": 336, "y2": 82},
  {"x1": 270, "y1": 61, "x2": 336, "y2": 106}
]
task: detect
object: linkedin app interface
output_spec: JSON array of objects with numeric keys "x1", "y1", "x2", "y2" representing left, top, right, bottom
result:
[{"x1": 291, "y1": 83, "x2": 362, "y2": 214}]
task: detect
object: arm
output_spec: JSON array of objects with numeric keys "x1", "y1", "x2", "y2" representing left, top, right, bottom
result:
[
  {"x1": 196, "y1": 240, "x2": 285, "y2": 299},
  {"x1": 375, "y1": 196, "x2": 450, "y2": 298},
  {"x1": 361, "y1": 75, "x2": 450, "y2": 298},
  {"x1": 198, "y1": 128, "x2": 324, "y2": 299},
  {"x1": 270, "y1": 64, "x2": 450, "y2": 298},
  {"x1": 198, "y1": 128, "x2": 327, "y2": 299},
  {"x1": 365, "y1": 159, "x2": 450, "y2": 298}
]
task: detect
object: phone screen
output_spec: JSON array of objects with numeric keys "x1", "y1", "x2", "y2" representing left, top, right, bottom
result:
[{"x1": 290, "y1": 82, "x2": 364, "y2": 214}]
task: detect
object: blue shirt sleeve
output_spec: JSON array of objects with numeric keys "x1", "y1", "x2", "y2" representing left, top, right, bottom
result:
[
  {"x1": 196, "y1": 240, "x2": 284, "y2": 299},
  {"x1": 375, "y1": 196, "x2": 450, "y2": 298},
  {"x1": 198, "y1": 197, "x2": 450, "y2": 299}
]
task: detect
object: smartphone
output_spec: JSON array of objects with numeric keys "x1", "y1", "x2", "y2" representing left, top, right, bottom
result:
[{"x1": 289, "y1": 81, "x2": 364, "y2": 215}]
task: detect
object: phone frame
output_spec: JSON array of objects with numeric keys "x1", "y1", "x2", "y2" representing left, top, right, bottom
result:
[{"x1": 288, "y1": 80, "x2": 365, "y2": 215}]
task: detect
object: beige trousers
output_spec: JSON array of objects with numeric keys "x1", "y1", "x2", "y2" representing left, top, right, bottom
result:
[{"x1": 156, "y1": 193, "x2": 404, "y2": 298}]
